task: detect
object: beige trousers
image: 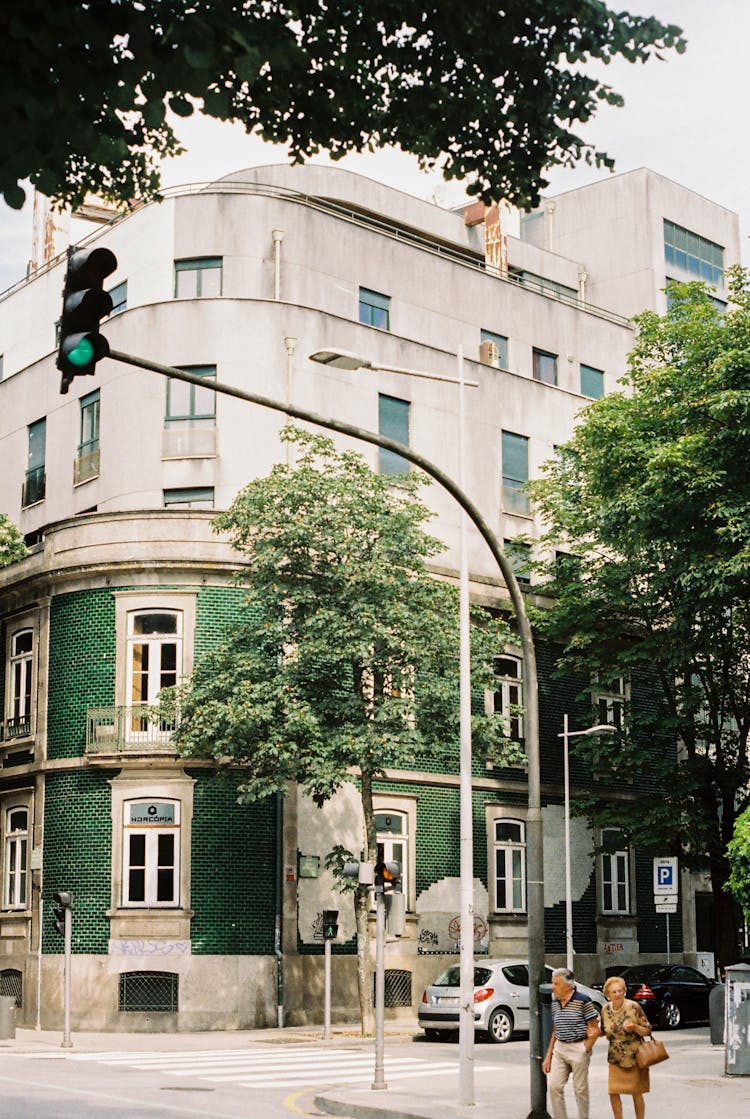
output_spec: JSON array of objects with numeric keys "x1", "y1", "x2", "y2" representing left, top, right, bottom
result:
[{"x1": 548, "y1": 1039, "x2": 592, "y2": 1119}]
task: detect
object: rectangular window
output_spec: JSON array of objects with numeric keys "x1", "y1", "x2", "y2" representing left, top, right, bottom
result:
[
  {"x1": 3, "y1": 806, "x2": 28, "y2": 909},
  {"x1": 510, "y1": 268, "x2": 578, "y2": 305},
  {"x1": 601, "y1": 830, "x2": 630, "y2": 914},
  {"x1": 379, "y1": 394, "x2": 409, "y2": 475},
  {"x1": 108, "y1": 280, "x2": 127, "y2": 315},
  {"x1": 165, "y1": 365, "x2": 216, "y2": 428},
  {"x1": 22, "y1": 418, "x2": 46, "y2": 506},
  {"x1": 532, "y1": 348, "x2": 557, "y2": 386},
  {"x1": 504, "y1": 538, "x2": 531, "y2": 585},
  {"x1": 493, "y1": 819, "x2": 526, "y2": 912},
  {"x1": 592, "y1": 676, "x2": 627, "y2": 728},
  {"x1": 8, "y1": 629, "x2": 33, "y2": 738},
  {"x1": 174, "y1": 257, "x2": 223, "y2": 298},
  {"x1": 487, "y1": 655, "x2": 524, "y2": 740},
  {"x1": 580, "y1": 364, "x2": 604, "y2": 399},
  {"x1": 163, "y1": 487, "x2": 215, "y2": 509},
  {"x1": 480, "y1": 329, "x2": 508, "y2": 369},
  {"x1": 359, "y1": 287, "x2": 390, "y2": 330},
  {"x1": 122, "y1": 800, "x2": 180, "y2": 907},
  {"x1": 74, "y1": 390, "x2": 101, "y2": 484},
  {"x1": 664, "y1": 220, "x2": 724, "y2": 286},
  {"x1": 501, "y1": 431, "x2": 530, "y2": 516}
]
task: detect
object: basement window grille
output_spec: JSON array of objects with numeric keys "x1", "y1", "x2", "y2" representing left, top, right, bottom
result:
[
  {"x1": 0, "y1": 968, "x2": 22, "y2": 1008},
  {"x1": 373, "y1": 969, "x2": 412, "y2": 1008},
  {"x1": 118, "y1": 971, "x2": 178, "y2": 1013}
]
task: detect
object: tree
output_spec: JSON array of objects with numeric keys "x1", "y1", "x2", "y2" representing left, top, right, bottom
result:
[
  {"x1": 727, "y1": 807, "x2": 750, "y2": 922},
  {"x1": 1, "y1": 2, "x2": 683, "y2": 211},
  {"x1": 529, "y1": 268, "x2": 750, "y2": 967},
  {"x1": 0, "y1": 515, "x2": 28, "y2": 567},
  {"x1": 168, "y1": 426, "x2": 522, "y2": 1032}
]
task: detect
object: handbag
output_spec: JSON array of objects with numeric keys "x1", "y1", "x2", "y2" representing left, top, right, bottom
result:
[{"x1": 635, "y1": 1036, "x2": 670, "y2": 1068}]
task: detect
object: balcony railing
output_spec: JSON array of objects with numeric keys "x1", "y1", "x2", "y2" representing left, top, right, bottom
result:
[
  {"x1": 4, "y1": 716, "x2": 32, "y2": 740},
  {"x1": 74, "y1": 446, "x2": 100, "y2": 485},
  {"x1": 85, "y1": 704, "x2": 177, "y2": 756}
]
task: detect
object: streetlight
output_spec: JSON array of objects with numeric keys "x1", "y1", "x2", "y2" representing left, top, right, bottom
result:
[
  {"x1": 311, "y1": 344, "x2": 478, "y2": 1104},
  {"x1": 558, "y1": 716, "x2": 617, "y2": 972}
]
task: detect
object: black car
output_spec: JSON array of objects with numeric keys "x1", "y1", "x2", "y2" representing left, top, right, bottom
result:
[{"x1": 615, "y1": 964, "x2": 715, "y2": 1029}]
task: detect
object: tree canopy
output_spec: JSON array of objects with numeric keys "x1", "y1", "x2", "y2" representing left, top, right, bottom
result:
[
  {"x1": 529, "y1": 268, "x2": 750, "y2": 965},
  {"x1": 727, "y1": 806, "x2": 750, "y2": 920},
  {"x1": 2, "y1": 2, "x2": 683, "y2": 211},
  {"x1": 0, "y1": 515, "x2": 28, "y2": 567},
  {"x1": 169, "y1": 426, "x2": 522, "y2": 1027}
]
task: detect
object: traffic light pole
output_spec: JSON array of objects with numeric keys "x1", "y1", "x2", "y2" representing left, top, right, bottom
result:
[
  {"x1": 372, "y1": 888, "x2": 387, "y2": 1091},
  {"x1": 108, "y1": 350, "x2": 546, "y2": 1118},
  {"x1": 323, "y1": 938, "x2": 332, "y2": 1041},
  {"x1": 62, "y1": 905, "x2": 72, "y2": 1048}
]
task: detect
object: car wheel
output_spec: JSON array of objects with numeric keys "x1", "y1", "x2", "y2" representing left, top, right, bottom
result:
[
  {"x1": 660, "y1": 999, "x2": 681, "y2": 1029},
  {"x1": 424, "y1": 1029, "x2": 446, "y2": 1042},
  {"x1": 487, "y1": 1007, "x2": 514, "y2": 1044}
]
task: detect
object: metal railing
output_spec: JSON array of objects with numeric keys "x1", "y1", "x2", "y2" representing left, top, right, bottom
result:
[{"x1": 85, "y1": 704, "x2": 177, "y2": 755}]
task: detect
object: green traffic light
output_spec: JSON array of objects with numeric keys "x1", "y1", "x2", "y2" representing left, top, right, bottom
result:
[{"x1": 68, "y1": 337, "x2": 95, "y2": 367}]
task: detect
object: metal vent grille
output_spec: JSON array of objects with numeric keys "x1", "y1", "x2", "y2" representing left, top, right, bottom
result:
[
  {"x1": 0, "y1": 969, "x2": 22, "y2": 1008},
  {"x1": 118, "y1": 971, "x2": 178, "y2": 1013},
  {"x1": 374, "y1": 969, "x2": 412, "y2": 1008}
]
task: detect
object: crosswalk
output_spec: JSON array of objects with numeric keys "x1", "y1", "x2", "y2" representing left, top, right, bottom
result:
[{"x1": 56, "y1": 1045, "x2": 468, "y2": 1089}]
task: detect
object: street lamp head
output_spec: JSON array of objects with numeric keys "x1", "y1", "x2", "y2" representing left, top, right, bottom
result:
[
  {"x1": 559, "y1": 722, "x2": 618, "y2": 739},
  {"x1": 309, "y1": 348, "x2": 373, "y2": 371}
]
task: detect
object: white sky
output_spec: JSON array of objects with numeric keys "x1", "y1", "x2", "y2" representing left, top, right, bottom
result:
[{"x1": 1, "y1": 0, "x2": 746, "y2": 291}]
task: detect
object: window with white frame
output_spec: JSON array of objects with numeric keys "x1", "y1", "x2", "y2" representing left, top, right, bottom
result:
[
  {"x1": 486, "y1": 654, "x2": 524, "y2": 740},
  {"x1": 126, "y1": 611, "x2": 182, "y2": 733},
  {"x1": 122, "y1": 799, "x2": 180, "y2": 907},
  {"x1": 600, "y1": 829, "x2": 630, "y2": 915},
  {"x1": 376, "y1": 810, "x2": 407, "y2": 892},
  {"x1": 592, "y1": 676, "x2": 627, "y2": 728},
  {"x1": 3, "y1": 806, "x2": 28, "y2": 909},
  {"x1": 8, "y1": 628, "x2": 34, "y2": 738},
  {"x1": 493, "y1": 818, "x2": 526, "y2": 912}
]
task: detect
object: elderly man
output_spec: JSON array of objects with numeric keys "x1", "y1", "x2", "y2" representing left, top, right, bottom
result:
[{"x1": 542, "y1": 967, "x2": 600, "y2": 1119}]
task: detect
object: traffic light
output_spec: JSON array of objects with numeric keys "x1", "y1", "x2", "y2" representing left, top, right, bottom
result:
[
  {"x1": 56, "y1": 245, "x2": 117, "y2": 393},
  {"x1": 52, "y1": 890, "x2": 72, "y2": 936},
  {"x1": 322, "y1": 909, "x2": 339, "y2": 940},
  {"x1": 343, "y1": 860, "x2": 374, "y2": 886},
  {"x1": 374, "y1": 860, "x2": 401, "y2": 892}
]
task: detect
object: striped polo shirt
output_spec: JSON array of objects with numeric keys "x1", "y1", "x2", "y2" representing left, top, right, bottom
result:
[{"x1": 551, "y1": 988, "x2": 599, "y2": 1042}]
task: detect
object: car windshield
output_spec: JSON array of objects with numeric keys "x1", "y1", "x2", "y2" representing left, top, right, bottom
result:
[
  {"x1": 620, "y1": 965, "x2": 668, "y2": 982},
  {"x1": 433, "y1": 966, "x2": 493, "y2": 988}
]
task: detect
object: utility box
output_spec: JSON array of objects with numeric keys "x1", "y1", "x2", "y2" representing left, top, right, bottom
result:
[
  {"x1": 725, "y1": 963, "x2": 750, "y2": 1075},
  {"x1": 0, "y1": 995, "x2": 16, "y2": 1040}
]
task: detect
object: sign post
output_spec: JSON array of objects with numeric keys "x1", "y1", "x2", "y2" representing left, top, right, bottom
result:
[{"x1": 653, "y1": 858, "x2": 678, "y2": 962}]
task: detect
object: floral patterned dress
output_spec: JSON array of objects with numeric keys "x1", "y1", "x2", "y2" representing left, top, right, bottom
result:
[{"x1": 601, "y1": 998, "x2": 651, "y2": 1095}]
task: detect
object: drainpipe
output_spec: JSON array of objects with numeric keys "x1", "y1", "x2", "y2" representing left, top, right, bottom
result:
[
  {"x1": 272, "y1": 229, "x2": 284, "y2": 301},
  {"x1": 578, "y1": 266, "x2": 588, "y2": 306}
]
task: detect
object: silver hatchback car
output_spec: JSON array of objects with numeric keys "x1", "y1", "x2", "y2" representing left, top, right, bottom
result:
[{"x1": 418, "y1": 959, "x2": 605, "y2": 1043}]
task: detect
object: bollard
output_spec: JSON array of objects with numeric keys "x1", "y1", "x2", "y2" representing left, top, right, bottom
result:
[{"x1": 0, "y1": 995, "x2": 16, "y2": 1040}]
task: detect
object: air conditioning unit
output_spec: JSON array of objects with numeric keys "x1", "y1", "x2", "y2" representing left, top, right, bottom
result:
[{"x1": 479, "y1": 340, "x2": 500, "y2": 368}]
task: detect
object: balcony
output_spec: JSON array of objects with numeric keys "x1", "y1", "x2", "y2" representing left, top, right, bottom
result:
[
  {"x1": 74, "y1": 446, "x2": 100, "y2": 485},
  {"x1": 85, "y1": 705, "x2": 178, "y2": 758},
  {"x1": 3, "y1": 716, "x2": 32, "y2": 741}
]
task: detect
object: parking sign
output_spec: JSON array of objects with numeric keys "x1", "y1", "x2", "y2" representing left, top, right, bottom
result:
[{"x1": 653, "y1": 857, "x2": 678, "y2": 896}]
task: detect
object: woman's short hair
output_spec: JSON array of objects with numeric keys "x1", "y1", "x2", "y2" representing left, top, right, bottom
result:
[{"x1": 603, "y1": 975, "x2": 627, "y2": 998}]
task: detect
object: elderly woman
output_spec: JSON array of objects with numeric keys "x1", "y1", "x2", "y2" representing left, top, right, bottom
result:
[{"x1": 601, "y1": 975, "x2": 652, "y2": 1119}]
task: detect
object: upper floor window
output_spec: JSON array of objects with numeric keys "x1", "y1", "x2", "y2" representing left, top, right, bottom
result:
[
  {"x1": 664, "y1": 220, "x2": 723, "y2": 286},
  {"x1": 592, "y1": 676, "x2": 627, "y2": 728},
  {"x1": 600, "y1": 829, "x2": 630, "y2": 915},
  {"x1": 532, "y1": 348, "x2": 557, "y2": 386},
  {"x1": 75, "y1": 390, "x2": 101, "y2": 484},
  {"x1": 127, "y1": 611, "x2": 182, "y2": 734},
  {"x1": 493, "y1": 818, "x2": 526, "y2": 913},
  {"x1": 165, "y1": 366, "x2": 216, "y2": 428},
  {"x1": 8, "y1": 629, "x2": 33, "y2": 738},
  {"x1": 379, "y1": 394, "x2": 409, "y2": 475},
  {"x1": 122, "y1": 799, "x2": 180, "y2": 907},
  {"x1": 504, "y1": 538, "x2": 531, "y2": 586},
  {"x1": 487, "y1": 654, "x2": 524, "y2": 740},
  {"x1": 501, "y1": 430, "x2": 530, "y2": 516},
  {"x1": 23, "y1": 418, "x2": 46, "y2": 507},
  {"x1": 359, "y1": 287, "x2": 390, "y2": 330},
  {"x1": 174, "y1": 257, "x2": 223, "y2": 298},
  {"x1": 480, "y1": 329, "x2": 508, "y2": 370},
  {"x1": 163, "y1": 487, "x2": 215, "y2": 509},
  {"x1": 2, "y1": 806, "x2": 28, "y2": 909},
  {"x1": 580, "y1": 364, "x2": 604, "y2": 399},
  {"x1": 107, "y1": 280, "x2": 127, "y2": 316}
]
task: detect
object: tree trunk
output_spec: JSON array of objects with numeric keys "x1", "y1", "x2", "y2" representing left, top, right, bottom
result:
[{"x1": 710, "y1": 854, "x2": 740, "y2": 968}]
